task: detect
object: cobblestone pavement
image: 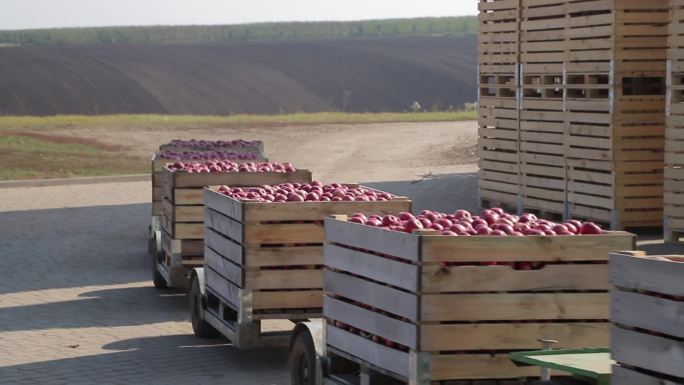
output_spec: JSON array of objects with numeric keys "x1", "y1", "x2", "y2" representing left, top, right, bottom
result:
[{"x1": 0, "y1": 182, "x2": 288, "y2": 385}]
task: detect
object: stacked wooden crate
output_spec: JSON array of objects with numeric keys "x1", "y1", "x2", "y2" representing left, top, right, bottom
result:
[
  {"x1": 667, "y1": 0, "x2": 684, "y2": 243},
  {"x1": 610, "y1": 252, "x2": 684, "y2": 385},
  {"x1": 201, "y1": 187, "x2": 411, "y2": 348},
  {"x1": 564, "y1": 0, "x2": 668, "y2": 229},
  {"x1": 478, "y1": 0, "x2": 669, "y2": 229},
  {"x1": 158, "y1": 166, "x2": 312, "y2": 287},
  {"x1": 519, "y1": 0, "x2": 568, "y2": 216},
  {"x1": 323, "y1": 216, "x2": 636, "y2": 383},
  {"x1": 478, "y1": 0, "x2": 522, "y2": 210}
]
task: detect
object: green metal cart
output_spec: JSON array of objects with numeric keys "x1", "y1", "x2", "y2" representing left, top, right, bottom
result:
[{"x1": 510, "y1": 347, "x2": 613, "y2": 385}]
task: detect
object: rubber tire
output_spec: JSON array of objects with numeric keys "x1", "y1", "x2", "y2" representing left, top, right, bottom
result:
[
  {"x1": 151, "y1": 232, "x2": 168, "y2": 289},
  {"x1": 190, "y1": 276, "x2": 219, "y2": 338},
  {"x1": 289, "y1": 331, "x2": 317, "y2": 385}
]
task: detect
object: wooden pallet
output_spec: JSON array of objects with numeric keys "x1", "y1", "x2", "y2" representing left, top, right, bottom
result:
[
  {"x1": 610, "y1": 252, "x2": 684, "y2": 385},
  {"x1": 203, "y1": 187, "x2": 411, "y2": 320},
  {"x1": 323, "y1": 216, "x2": 636, "y2": 383}
]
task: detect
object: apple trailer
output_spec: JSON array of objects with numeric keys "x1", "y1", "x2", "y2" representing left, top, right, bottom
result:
[
  {"x1": 287, "y1": 215, "x2": 636, "y2": 385},
  {"x1": 151, "y1": 165, "x2": 312, "y2": 290},
  {"x1": 148, "y1": 139, "x2": 266, "y2": 252},
  {"x1": 189, "y1": 186, "x2": 412, "y2": 349}
]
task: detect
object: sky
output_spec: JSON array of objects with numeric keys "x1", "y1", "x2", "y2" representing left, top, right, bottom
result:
[{"x1": 0, "y1": 0, "x2": 477, "y2": 31}]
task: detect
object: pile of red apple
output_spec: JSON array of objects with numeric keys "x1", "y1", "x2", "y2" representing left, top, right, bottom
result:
[
  {"x1": 159, "y1": 151, "x2": 259, "y2": 161},
  {"x1": 348, "y1": 208, "x2": 605, "y2": 236},
  {"x1": 217, "y1": 182, "x2": 395, "y2": 203},
  {"x1": 167, "y1": 161, "x2": 296, "y2": 174},
  {"x1": 166, "y1": 139, "x2": 260, "y2": 149}
]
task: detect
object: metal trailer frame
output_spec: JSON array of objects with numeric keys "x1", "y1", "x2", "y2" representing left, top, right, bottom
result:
[{"x1": 189, "y1": 267, "x2": 314, "y2": 350}]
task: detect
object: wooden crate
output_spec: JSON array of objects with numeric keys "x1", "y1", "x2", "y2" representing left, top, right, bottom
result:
[
  {"x1": 202, "y1": 187, "x2": 412, "y2": 319},
  {"x1": 610, "y1": 252, "x2": 684, "y2": 385},
  {"x1": 150, "y1": 153, "x2": 268, "y2": 215},
  {"x1": 161, "y1": 167, "x2": 312, "y2": 240},
  {"x1": 663, "y1": 68, "x2": 684, "y2": 243},
  {"x1": 566, "y1": 159, "x2": 664, "y2": 229},
  {"x1": 323, "y1": 216, "x2": 636, "y2": 383},
  {"x1": 479, "y1": 0, "x2": 521, "y2": 67}
]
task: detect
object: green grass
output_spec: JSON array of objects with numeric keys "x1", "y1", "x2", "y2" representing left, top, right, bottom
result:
[
  {"x1": 0, "y1": 135, "x2": 146, "y2": 180},
  {"x1": 0, "y1": 111, "x2": 476, "y2": 131}
]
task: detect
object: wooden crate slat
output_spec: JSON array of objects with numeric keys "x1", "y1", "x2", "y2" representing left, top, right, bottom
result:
[
  {"x1": 611, "y1": 365, "x2": 674, "y2": 385},
  {"x1": 326, "y1": 324, "x2": 410, "y2": 379},
  {"x1": 245, "y1": 268, "x2": 322, "y2": 290},
  {"x1": 421, "y1": 233, "x2": 635, "y2": 262},
  {"x1": 325, "y1": 243, "x2": 419, "y2": 293},
  {"x1": 420, "y1": 292, "x2": 609, "y2": 322},
  {"x1": 251, "y1": 290, "x2": 322, "y2": 310},
  {"x1": 611, "y1": 289, "x2": 684, "y2": 338},
  {"x1": 324, "y1": 296, "x2": 417, "y2": 349},
  {"x1": 421, "y1": 264, "x2": 609, "y2": 293},
  {"x1": 610, "y1": 253, "x2": 684, "y2": 297},
  {"x1": 612, "y1": 326, "x2": 684, "y2": 379},
  {"x1": 430, "y1": 354, "x2": 539, "y2": 381},
  {"x1": 205, "y1": 245, "x2": 242, "y2": 287},
  {"x1": 420, "y1": 322, "x2": 610, "y2": 352},
  {"x1": 324, "y1": 270, "x2": 418, "y2": 321}
]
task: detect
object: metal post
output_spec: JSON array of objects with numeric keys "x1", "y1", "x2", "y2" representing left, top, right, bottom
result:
[{"x1": 538, "y1": 339, "x2": 558, "y2": 381}]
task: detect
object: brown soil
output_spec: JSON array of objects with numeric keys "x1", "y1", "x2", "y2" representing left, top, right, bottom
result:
[{"x1": 0, "y1": 36, "x2": 476, "y2": 116}]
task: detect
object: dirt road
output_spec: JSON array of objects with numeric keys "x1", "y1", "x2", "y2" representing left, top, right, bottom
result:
[{"x1": 45, "y1": 120, "x2": 479, "y2": 182}]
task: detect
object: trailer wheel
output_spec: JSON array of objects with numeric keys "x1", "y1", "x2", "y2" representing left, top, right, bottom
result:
[
  {"x1": 190, "y1": 276, "x2": 219, "y2": 338},
  {"x1": 151, "y1": 232, "x2": 167, "y2": 289},
  {"x1": 290, "y1": 330, "x2": 317, "y2": 385}
]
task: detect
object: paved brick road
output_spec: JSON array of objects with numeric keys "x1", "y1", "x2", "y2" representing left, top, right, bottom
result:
[{"x1": 0, "y1": 181, "x2": 288, "y2": 385}]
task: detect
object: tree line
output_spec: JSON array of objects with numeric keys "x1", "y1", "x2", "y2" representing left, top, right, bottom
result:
[{"x1": 0, "y1": 17, "x2": 477, "y2": 46}]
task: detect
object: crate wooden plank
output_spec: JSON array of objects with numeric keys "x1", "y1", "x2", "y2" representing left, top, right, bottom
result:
[
  {"x1": 324, "y1": 296, "x2": 417, "y2": 349},
  {"x1": 245, "y1": 268, "x2": 321, "y2": 290},
  {"x1": 324, "y1": 218, "x2": 421, "y2": 262},
  {"x1": 244, "y1": 222, "x2": 324, "y2": 245},
  {"x1": 430, "y1": 354, "x2": 538, "y2": 381},
  {"x1": 610, "y1": 253, "x2": 684, "y2": 297},
  {"x1": 420, "y1": 292, "x2": 609, "y2": 322},
  {"x1": 205, "y1": 209, "x2": 243, "y2": 243},
  {"x1": 243, "y1": 199, "x2": 411, "y2": 222},
  {"x1": 326, "y1": 324, "x2": 410, "y2": 379},
  {"x1": 612, "y1": 326, "x2": 684, "y2": 379},
  {"x1": 611, "y1": 365, "x2": 672, "y2": 385},
  {"x1": 611, "y1": 289, "x2": 684, "y2": 338},
  {"x1": 204, "y1": 227, "x2": 243, "y2": 266},
  {"x1": 251, "y1": 290, "x2": 322, "y2": 310},
  {"x1": 205, "y1": 267, "x2": 240, "y2": 308},
  {"x1": 421, "y1": 264, "x2": 609, "y2": 293},
  {"x1": 420, "y1": 322, "x2": 610, "y2": 352},
  {"x1": 421, "y1": 233, "x2": 635, "y2": 263},
  {"x1": 324, "y1": 270, "x2": 418, "y2": 321},
  {"x1": 243, "y1": 246, "x2": 323, "y2": 268},
  {"x1": 204, "y1": 245, "x2": 242, "y2": 287},
  {"x1": 325, "y1": 243, "x2": 419, "y2": 292}
]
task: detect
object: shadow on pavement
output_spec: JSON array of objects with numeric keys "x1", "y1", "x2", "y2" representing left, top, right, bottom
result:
[
  {"x1": 0, "y1": 203, "x2": 151, "y2": 294},
  {"x1": 0, "y1": 286, "x2": 188, "y2": 332},
  {"x1": 0, "y1": 334, "x2": 288, "y2": 385},
  {"x1": 364, "y1": 172, "x2": 479, "y2": 214}
]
